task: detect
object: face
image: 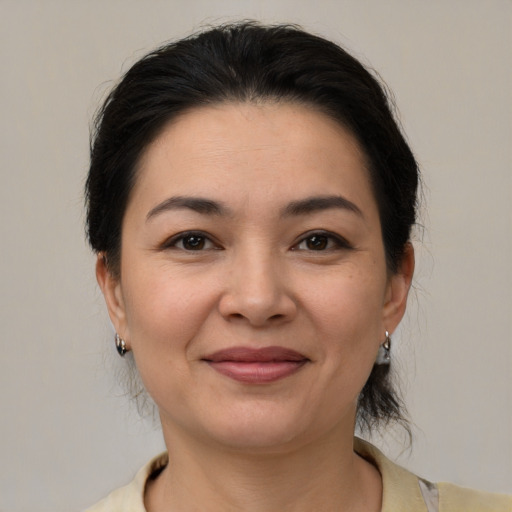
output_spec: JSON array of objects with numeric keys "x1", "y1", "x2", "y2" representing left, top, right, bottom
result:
[{"x1": 98, "y1": 102, "x2": 412, "y2": 452}]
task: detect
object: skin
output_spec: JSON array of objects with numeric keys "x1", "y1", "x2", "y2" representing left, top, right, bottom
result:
[{"x1": 97, "y1": 102, "x2": 414, "y2": 511}]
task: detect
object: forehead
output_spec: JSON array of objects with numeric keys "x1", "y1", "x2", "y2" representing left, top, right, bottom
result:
[{"x1": 131, "y1": 102, "x2": 377, "y2": 218}]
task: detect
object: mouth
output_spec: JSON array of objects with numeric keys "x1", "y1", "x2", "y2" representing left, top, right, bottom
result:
[{"x1": 202, "y1": 346, "x2": 310, "y2": 384}]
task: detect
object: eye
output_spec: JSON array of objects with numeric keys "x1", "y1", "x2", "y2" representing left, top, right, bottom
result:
[
  {"x1": 164, "y1": 231, "x2": 218, "y2": 251},
  {"x1": 292, "y1": 231, "x2": 351, "y2": 251}
]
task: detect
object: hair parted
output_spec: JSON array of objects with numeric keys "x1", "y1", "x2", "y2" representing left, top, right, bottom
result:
[{"x1": 86, "y1": 21, "x2": 419, "y2": 434}]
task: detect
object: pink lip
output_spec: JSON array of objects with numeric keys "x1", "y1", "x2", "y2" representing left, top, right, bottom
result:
[{"x1": 203, "y1": 346, "x2": 309, "y2": 384}]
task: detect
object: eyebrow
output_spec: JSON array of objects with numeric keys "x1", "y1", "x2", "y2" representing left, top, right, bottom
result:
[
  {"x1": 146, "y1": 194, "x2": 363, "y2": 222},
  {"x1": 281, "y1": 195, "x2": 363, "y2": 218},
  {"x1": 146, "y1": 196, "x2": 230, "y2": 221}
]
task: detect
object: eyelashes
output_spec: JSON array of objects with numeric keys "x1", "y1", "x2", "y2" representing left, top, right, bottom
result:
[
  {"x1": 161, "y1": 231, "x2": 220, "y2": 251},
  {"x1": 291, "y1": 231, "x2": 352, "y2": 252},
  {"x1": 160, "y1": 230, "x2": 353, "y2": 253}
]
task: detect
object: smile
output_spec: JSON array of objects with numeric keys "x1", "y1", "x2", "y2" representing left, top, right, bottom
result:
[{"x1": 203, "y1": 346, "x2": 310, "y2": 384}]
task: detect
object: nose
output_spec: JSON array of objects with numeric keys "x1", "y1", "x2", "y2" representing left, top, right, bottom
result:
[{"x1": 218, "y1": 249, "x2": 297, "y2": 327}]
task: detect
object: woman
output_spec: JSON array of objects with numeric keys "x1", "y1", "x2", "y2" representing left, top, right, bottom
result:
[{"x1": 85, "y1": 22, "x2": 511, "y2": 511}]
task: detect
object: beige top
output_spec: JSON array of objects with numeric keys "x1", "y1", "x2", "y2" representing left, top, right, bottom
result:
[{"x1": 85, "y1": 438, "x2": 512, "y2": 512}]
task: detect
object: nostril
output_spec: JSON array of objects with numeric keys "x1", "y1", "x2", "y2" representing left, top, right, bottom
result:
[
  {"x1": 218, "y1": 288, "x2": 297, "y2": 326},
  {"x1": 226, "y1": 312, "x2": 286, "y2": 323}
]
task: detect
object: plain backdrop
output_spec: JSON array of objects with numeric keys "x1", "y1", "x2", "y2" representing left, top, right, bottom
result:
[{"x1": 1, "y1": 1, "x2": 511, "y2": 511}]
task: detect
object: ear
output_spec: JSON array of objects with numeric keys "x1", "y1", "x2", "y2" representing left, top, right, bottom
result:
[
  {"x1": 96, "y1": 254, "x2": 130, "y2": 344},
  {"x1": 382, "y1": 242, "x2": 415, "y2": 334}
]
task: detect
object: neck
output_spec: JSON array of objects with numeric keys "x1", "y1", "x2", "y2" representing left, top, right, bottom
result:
[{"x1": 145, "y1": 423, "x2": 382, "y2": 512}]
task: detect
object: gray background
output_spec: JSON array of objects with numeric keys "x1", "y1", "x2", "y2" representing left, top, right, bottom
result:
[{"x1": 1, "y1": 1, "x2": 511, "y2": 511}]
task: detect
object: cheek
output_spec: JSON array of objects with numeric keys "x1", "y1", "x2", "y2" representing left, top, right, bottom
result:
[
  {"x1": 120, "y1": 269, "x2": 220, "y2": 410},
  {"x1": 302, "y1": 266, "x2": 386, "y2": 379},
  {"x1": 307, "y1": 267, "x2": 386, "y2": 333},
  {"x1": 122, "y1": 267, "x2": 218, "y2": 354}
]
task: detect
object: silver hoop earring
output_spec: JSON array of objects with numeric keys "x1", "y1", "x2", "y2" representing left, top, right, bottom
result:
[
  {"x1": 115, "y1": 333, "x2": 128, "y2": 357},
  {"x1": 376, "y1": 331, "x2": 391, "y2": 365}
]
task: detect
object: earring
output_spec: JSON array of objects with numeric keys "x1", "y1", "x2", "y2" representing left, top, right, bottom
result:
[
  {"x1": 376, "y1": 331, "x2": 391, "y2": 365},
  {"x1": 115, "y1": 333, "x2": 128, "y2": 357}
]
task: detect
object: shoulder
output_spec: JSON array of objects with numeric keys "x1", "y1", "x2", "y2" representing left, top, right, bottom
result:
[
  {"x1": 354, "y1": 438, "x2": 512, "y2": 512},
  {"x1": 438, "y1": 482, "x2": 512, "y2": 511},
  {"x1": 84, "y1": 452, "x2": 168, "y2": 512}
]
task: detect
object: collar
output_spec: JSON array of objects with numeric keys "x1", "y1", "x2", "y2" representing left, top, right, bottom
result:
[
  {"x1": 132, "y1": 439, "x2": 430, "y2": 512},
  {"x1": 354, "y1": 437, "x2": 431, "y2": 511}
]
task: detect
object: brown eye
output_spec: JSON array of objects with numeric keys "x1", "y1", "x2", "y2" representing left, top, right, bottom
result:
[
  {"x1": 165, "y1": 232, "x2": 217, "y2": 251},
  {"x1": 293, "y1": 231, "x2": 351, "y2": 252},
  {"x1": 305, "y1": 235, "x2": 329, "y2": 250},
  {"x1": 182, "y1": 234, "x2": 206, "y2": 250}
]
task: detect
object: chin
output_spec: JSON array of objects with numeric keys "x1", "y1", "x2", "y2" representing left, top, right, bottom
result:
[
  {"x1": 196, "y1": 402, "x2": 321, "y2": 454},
  {"x1": 212, "y1": 426, "x2": 305, "y2": 454}
]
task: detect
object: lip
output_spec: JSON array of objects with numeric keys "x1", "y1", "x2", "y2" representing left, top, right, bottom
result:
[{"x1": 203, "y1": 346, "x2": 309, "y2": 384}]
